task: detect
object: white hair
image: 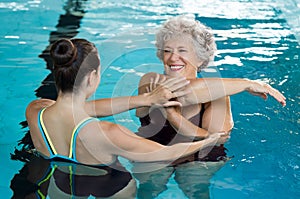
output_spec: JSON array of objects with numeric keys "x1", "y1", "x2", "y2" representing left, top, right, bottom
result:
[{"x1": 155, "y1": 15, "x2": 217, "y2": 71}]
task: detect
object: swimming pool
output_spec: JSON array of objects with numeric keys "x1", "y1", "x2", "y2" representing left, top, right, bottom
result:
[{"x1": 1, "y1": 0, "x2": 299, "y2": 198}]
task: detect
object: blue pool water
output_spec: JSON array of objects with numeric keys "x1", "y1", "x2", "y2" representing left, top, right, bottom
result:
[{"x1": 1, "y1": 0, "x2": 299, "y2": 198}]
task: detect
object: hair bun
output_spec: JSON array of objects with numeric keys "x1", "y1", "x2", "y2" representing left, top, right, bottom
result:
[{"x1": 50, "y1": 39, "x2": 77, "y2": 68}]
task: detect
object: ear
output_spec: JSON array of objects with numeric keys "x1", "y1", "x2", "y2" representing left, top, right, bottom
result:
[
  {"x1": 197, "y1": 60, "x2": 204, "y2": 72},
  {"x1": 87, "y1": 70, "x2": 97, "y2": 86}
]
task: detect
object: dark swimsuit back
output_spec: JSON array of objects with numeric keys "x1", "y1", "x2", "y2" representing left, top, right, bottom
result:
[{"x1": 35, "y1": 108, "x2": 133, "y2": 197}]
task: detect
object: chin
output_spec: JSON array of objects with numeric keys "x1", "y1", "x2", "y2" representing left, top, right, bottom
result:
[{"x1": 165, "y1": 69, "x2": 181, "y2": 76}]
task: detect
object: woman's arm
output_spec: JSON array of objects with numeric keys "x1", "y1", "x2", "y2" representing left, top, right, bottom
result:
[
  {"x1": 165, "y1": 106, "x2": 209, "y2": 138},
  {"x1": 180, "y1": 78, "x2": 286, "y2": 106},
  {"x1": 103, "y1": 122, "x2": 220, "y2": 162},
  {"x1": 165, "y1": 106, "x2": 230, "y2": 145},
  {"x1": 136, "y1": 73, "x2": 286, "y2": 118},
  {"x1": 86, "y1": 74, "x2": 189, "y2": 117},
  {"x1": 202, "y1": 97, "x2": 234, "y2": 133}
]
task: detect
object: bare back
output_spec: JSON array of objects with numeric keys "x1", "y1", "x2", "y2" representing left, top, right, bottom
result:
[{"x1": 26, "y1": 99, "x2": 117, "y2": 165}]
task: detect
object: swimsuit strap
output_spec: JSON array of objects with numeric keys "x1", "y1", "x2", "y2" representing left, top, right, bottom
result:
[
  {"x1": 70, "y1": 117, "x2": 99, "y2": 160},
  {"x1": 38, "y1": 107, "x2": 99, "y2": 161},
  {"x1": 38, "y1": 108, "x2": 57, "y2": 156}
]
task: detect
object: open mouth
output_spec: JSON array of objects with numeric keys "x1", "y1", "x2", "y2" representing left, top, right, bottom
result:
[{"x1": 169, "y1": 65, "x2": 184, "y2": 71}]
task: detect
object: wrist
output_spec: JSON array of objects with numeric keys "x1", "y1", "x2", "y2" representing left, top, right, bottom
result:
[
  {"x1": 166, "y1": 109, "x2": 179, "y2": 120},
  {"x1": 129, "y1": 93, "x2": 152, "y2": 109},
  {"x1": 141, "y1": 92, "x2": 152, "y2": 107},
  {"x1": 244, "y1": 78, "x2": 253, "y2": 91}
]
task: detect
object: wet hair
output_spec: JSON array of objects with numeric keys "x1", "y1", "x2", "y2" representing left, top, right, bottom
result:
[
  {"x1": 50, "y1": 38, "x2": 100, "y2": 93},
  {"x1": 155, "y1": 15, "x2": 217, "y2": 71}
]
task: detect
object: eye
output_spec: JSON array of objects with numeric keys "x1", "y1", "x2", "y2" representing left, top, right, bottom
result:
[
  {"x1": 163, "y1": 49, "x2": 173, "y2": 53},
  {"x1": 178, "y1": 48, "x2": 187, "y2": 53}
]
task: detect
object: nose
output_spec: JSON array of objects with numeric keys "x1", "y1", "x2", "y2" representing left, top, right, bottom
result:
[{"x1": 169, "y1": 51, "x2": 180, "y2": 61}]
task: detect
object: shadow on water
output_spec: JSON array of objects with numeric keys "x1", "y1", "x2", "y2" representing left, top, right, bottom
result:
[
  {"x1": 11, "y1": 0, "x2": 87, "y2": 156},
  {"x1": 10, "y1": 151, "x2": 136, "y2": 199}
]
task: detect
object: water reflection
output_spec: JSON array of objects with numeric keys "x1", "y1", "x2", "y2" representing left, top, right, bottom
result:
[
  {"x1": 15, "y1": 0, "x2": 88, "y2": 150},
  {"x1": 10, "y1": 153, "x2": 136, "y2": 199},
  {"x1": 37, "y1": 0, "x2": 88, "y2": 100}
]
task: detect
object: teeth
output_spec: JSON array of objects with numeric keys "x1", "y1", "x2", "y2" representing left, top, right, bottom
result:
[{"x1": 170, "y1": 65, "x2": 184, "y2": 70}]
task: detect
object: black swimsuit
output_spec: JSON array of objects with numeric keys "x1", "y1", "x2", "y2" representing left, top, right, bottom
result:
[
  {"x1": 17, "y1": 156, "x2": 133, "y2": 198},
  {"x1": 136, "y1": 105, "x2": 227, "y2": 165},
  {"x1": 37, "y1": 108, "x2": 133, "y2": 197},
  {"x1": 50, "y1": 160, "x2": 133, "y2": 198}
]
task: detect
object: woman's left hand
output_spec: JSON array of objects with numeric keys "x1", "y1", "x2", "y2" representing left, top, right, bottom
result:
[
  {"x1": 146, "y1": 74, "x2": 191, "y2": 107},
  {"x1": 247, "y1": 80, "x2": 286, "y2": 106}
]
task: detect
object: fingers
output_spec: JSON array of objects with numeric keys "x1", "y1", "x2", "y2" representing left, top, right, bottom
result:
[
  {"x1": 172, "y1": 87, "x2": 192, "y2": 98},
  {"x1": 163, "y1": 101, "x2": 182, "y2": 107},
  {"x1": 251, "y1": 81, "x2": 286, "y2": 107},
  {"x1": 203, "y1": 133, "x2": 221, "y2": 146},
  {"x1": 266, "y1": 85, "x2": 286, "y2": 106},
  {"x1": 149, "y1": 77, "x2": 154, "y2": 92},
  {"x1": 147, "y1": 74, "x2": 167, "y2": 92},
  {"x1": 153, "y1": 73, "x2": 160, "y2": 85},
  {"x1": 160, "y1": 77, "x2": 189, "y2": 92},
  {"x1": 250, "y1": 92, "x2": 268, "y2": 100},
  {"x1": 260, "y1": 83, "x2": 286, "y2": 106}
]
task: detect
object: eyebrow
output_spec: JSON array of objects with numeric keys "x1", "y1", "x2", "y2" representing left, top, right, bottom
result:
[{"x1": 164, "y1": 46, "x2": 187, "y2": 49}]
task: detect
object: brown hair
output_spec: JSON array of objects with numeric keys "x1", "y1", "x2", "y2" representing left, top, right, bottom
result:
[{"x1": 50, "y1": 38, "x2": 100, "y2": 93}]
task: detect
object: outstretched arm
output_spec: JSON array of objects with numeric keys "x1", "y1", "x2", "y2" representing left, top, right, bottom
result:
[
  {"x1": 180, "y1": 78, "x2": 286, "y2": 106},
  {"x1": 85, "y1": 74, "x2": 190, "y2": 117}
]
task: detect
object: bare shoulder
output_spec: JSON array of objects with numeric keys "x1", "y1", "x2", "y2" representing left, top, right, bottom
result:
[
  {"x1": 189, "y1": 78, "x2": 206, "y2": 86},
  {"x1": 26, "y1": 99, "x2": 55, "y2": 119},
  {"x1": 26, "y1": 99, "x2": 55, "y2": 110},
  {"x1": 139, "y1": 72, "x2": 161, "y2": 84},
  {"x1": 141, "y1": 72, "x2": 159, "y2": 79},
  {"x1": 98, "y1": 121, "x2": 129, "y2": 137}
]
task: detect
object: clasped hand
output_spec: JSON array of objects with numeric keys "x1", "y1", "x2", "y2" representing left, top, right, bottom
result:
[{"x1": 146, "y1": 74, "x2": 190, "y2": 107}]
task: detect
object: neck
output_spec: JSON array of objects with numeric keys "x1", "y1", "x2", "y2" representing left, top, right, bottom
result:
[{"x1": 55, "y1": 91, "x2": 87, "y2": 112}]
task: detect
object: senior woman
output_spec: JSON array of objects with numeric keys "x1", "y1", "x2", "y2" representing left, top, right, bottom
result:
[{"x1": 133, "y1": 15, "x2": 286, "y2": 198}]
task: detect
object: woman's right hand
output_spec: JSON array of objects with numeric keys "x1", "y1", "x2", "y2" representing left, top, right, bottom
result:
[
  {"x1": 212, "y1": 131, "x2": 231, "y2": 145},
  {"x1": 200, "y1": 133, "x2": 221, "y2": 149}
]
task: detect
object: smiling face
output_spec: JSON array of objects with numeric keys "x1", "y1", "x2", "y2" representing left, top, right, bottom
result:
[{"x1": 162, "y1": 35, "x2": 203, "y2": 79}]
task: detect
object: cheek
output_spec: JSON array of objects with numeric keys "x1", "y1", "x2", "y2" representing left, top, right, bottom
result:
[
  {"x1": 162, "y1": 54, "x2": 169, "y2": 63},
  {"x1": 98, "y1": 76, "x2": 101, "y2": 86},
  {"x1": 186, "y1": 54, "x2": 201, "y2": 67}
]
